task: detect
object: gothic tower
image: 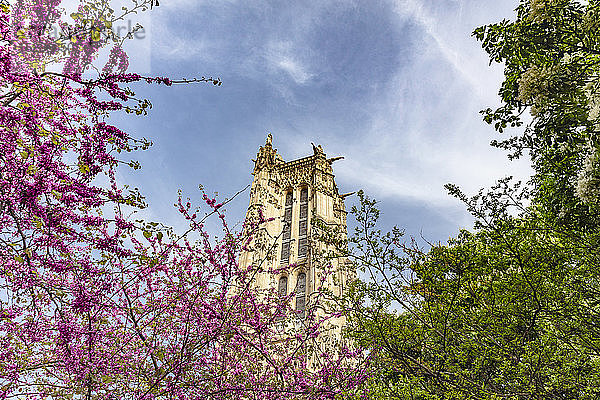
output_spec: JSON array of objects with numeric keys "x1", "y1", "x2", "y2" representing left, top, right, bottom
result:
[{"x1": 239, "y1": 134, "x2": 353, "y2": 334}]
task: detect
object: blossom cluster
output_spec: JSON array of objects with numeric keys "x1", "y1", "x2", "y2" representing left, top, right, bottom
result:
[
  {"x1": 575, "y1": 145, "x2": 600, "y2": 206},
  {"x1": 516, "y1": 64, "x2": 558, "y2": 115}
]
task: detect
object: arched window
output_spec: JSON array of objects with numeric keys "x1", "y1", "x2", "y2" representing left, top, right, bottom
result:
[
  {"x1": 281, "y1": 191, "x2": 293, "y2": 263},
  {"x1": 298, "y1": 188, "x2": 308, "y2": 258},
  {"x1": 278, "y1": 276, "x2": 288, "y2": 297},
  {"x1": 296, "y1": 272, "x2": 306, "y2": 318}
]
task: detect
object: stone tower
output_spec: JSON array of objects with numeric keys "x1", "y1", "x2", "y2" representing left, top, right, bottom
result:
[{"x1": 239, "y1": 134, "x2": 353, "y2": 333}]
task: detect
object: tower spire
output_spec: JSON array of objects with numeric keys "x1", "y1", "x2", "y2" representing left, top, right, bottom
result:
[
  {"x1": 254, "y1": 133, "x2": 280, "y2": 173},
  {"x1": 240, "y1": 135, "x2": 354, "y2": 340}
]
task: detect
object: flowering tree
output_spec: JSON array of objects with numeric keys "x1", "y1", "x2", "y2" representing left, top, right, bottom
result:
[
  {"x1": 473, "y1": 0, "x2": 600, "y2": 224},
  {"x1": 343, "y1": 2, "x2": 600, "y2": 399},
  {"x1": 0, "y1": 0, "x2": 366, "y2": 398}
]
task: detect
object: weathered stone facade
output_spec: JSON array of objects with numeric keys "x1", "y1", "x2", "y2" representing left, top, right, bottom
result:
[{"x1": 239, "y1": 134, "x2": 354, "y2": 335}]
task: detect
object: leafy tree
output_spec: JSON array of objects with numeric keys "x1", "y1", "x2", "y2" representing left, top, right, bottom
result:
[
  {"x1": 0, "y1": 1, "x2": 365, "y2": 398},
  {"x1": 345, "y1": 1, "x2": 600, "y2": 399},
  {"x1": 347, "y1": 186, "x2": 600, "y2": 399}
]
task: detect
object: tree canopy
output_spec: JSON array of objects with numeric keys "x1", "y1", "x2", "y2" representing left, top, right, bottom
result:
[{"x1": 346, "y1": 1, "x2": 600, "y2": 399}]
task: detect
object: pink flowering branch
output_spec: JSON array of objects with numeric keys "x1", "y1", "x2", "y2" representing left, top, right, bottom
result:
[{"x1": 0, "y1": 1, "x2": 367, "y2": 399}]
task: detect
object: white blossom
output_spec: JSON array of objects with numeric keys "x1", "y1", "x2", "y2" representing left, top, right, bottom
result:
[
  {"x1": 585, "y1": 79, "x2": 600, "y2": 122},
  {"x1": 517, "y1": 64, "x2": 556, "y2": 115},
  {"x1": 575, "y1": 146, "x2": 600, "y2": 205},
  {"x1": 529, "y1": 0, "x2": 556, "y2": 22}
]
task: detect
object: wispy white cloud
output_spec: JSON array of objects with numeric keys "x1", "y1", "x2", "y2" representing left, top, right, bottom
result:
[
  {"x1": 279, "y1": 0, "x2": 532, "y2": 229},
  {"x1": 274, "y1": 56, "x2": 313, "y2": 85},
  {"x1": 151, "y1": 19, "x2": 211, "y2": 62},
  {"x1": 150, "y1": 2, "x2": 319, "y2": 85},
  {"x1": 117, "y1": 0, "x2": 532, "y2": 239},
  {"x1": 256, "y1": 40, "x2": 315, "y2": 104},
  {"x1": 392, "y1": 0, "x2": 511, "y2": 103}
]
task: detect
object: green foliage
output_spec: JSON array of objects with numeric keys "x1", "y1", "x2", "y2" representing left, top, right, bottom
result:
[
  {"x1": 348, "y1": 185, "x2": 600, "y2": 399},
  {"x1": 346, "y1": 1, "x2": 600, "y2": 399},
  {"x1": 474, "y1": 0, "x2": 600, "y2": 226}
]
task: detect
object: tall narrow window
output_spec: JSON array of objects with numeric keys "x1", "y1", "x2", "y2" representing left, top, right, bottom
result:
[
  {"x1": 281, "y1": 191, "x2": 292, "y2": 263},
  {"x1": 278, "y1": 276, "x2": 288, "y2": 297},
  {"x1": 298, "y1": 188, "x2": 308, "y2": 258},
  {"x1": 296, "y1": 272, "x2": 306, "y2": 318}
]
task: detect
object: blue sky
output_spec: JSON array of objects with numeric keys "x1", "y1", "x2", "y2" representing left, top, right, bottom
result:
[{"x1": 111, "y1": 0, "x2": 531, "y2": 244}]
